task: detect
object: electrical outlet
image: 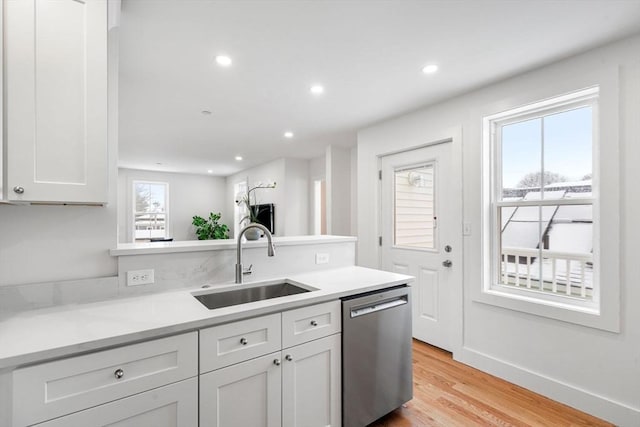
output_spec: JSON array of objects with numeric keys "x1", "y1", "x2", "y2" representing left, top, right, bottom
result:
[
  {"x1": 127, "y1": 269, "x2": 155, "y2": 286},
  {"x1": 315, "y1": 253, "x2": 330, "y2": 264}
]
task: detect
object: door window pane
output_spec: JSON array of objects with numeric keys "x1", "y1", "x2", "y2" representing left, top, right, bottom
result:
[{"x1": 394, "y1": 164, "x2": 435, "y2": 249}]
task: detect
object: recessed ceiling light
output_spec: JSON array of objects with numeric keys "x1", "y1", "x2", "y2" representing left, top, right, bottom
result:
[
  {"x1": 422, "y1": 64, "x2": 438, "y2": 74},
  {"x1": 310, "y1": 85, "x2": 324, "y2": 95},
  {"x1": 201, "y1": 110, "x2": 212, "y2": 115},
  {"x1": 235, "y1": 156, "x2": 243, "y2": 161},
  {"x1": 284, "y1": 131, "x2": 294, "y2": 139},
  {"x1": 215, "y1": 55, "x2": 232, "y2": 67},
  {"x1": 207, "y1": 169, "x2": 213, "y2": 174}
]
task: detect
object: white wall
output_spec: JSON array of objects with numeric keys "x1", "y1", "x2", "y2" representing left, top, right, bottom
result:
[
  {"x1": 282, "y1": 158, "x2": 309, "y2": 236},
  {"x1": 308, "y1": 155, "x2": 326, "y2": 234},
  {"x1": 326, "y1": 145, "x2": 352, "y2": 236},
  {"x1": 350, "y1": 146, "x2": 358, "y2": 236},
  {"x1": 357, "y1": 35, "x2": 640, "y2": 425},
  {"x1": 226, "y1": 158, "x2": 312, "y2": 238},
  {"x1": 117, "y1": 168, "x2": 227, "y2": 242},
  {"x1": 226, "y1": 158, "x2": 286, "y2": 237},
  {"x1": 0, "y1": 22, "x2": 120, "y2": 287}
]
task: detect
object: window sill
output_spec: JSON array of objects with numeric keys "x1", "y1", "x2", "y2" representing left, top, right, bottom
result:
[{"x1": 472, "y1": 285, "x2": 619, "y2": 333}]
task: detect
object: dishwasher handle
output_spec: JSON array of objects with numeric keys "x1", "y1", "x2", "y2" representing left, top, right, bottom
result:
[{"x1": 350, "y1": 295, "x2": 408, "y2": 318}]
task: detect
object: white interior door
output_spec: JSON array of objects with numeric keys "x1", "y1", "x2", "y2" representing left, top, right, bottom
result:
[{"x1": 380, "y1": 141, "x2": 461, "y2": 351}]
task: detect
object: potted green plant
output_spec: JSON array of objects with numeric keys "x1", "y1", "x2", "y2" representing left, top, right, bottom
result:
[
  {"x1": 192, "y1": 212, "x2": 230, "y2": 240},
  {"x1": 236, "y1": 182, "x2": 276, "y2": 240}
]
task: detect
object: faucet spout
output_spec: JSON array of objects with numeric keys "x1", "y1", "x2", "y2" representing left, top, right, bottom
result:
[{"x1": 236, "y1": 223, "x2": 275, "y2": 284}]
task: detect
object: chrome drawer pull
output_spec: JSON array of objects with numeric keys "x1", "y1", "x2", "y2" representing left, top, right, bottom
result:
[
  {"x1": 273, "y1": 359, "x2": 281, "y2": 366},
  {"x1": 310, "y1": 320, "x2": 318, "y2": 327},
  {"x1": 240, "y1": 337, "x2": 248, "y2": 345},
  {"x1": 114, "y1": 368, "x2": 124, "y2": 380},
  {"x1": 285, "y1": 354, "x2": 293, "y2": 361}
]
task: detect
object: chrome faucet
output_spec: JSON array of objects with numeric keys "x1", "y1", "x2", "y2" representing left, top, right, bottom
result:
[{"x1": 235, "y1": 223, "x2": 275, "y2": 284}]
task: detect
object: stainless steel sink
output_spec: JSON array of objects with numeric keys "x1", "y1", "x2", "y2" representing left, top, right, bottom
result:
[{"x1": 193, "y1": 282, "x2": 312, "y2": 310}]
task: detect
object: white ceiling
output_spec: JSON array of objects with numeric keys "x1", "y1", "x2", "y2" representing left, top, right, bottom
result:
[{"x1": 118, "y1": 0, "x2": 640, "y2": 176}]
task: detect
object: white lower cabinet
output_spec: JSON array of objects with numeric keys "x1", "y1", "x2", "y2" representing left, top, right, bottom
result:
[
  {"x1": 200, "y1": 351, "x2": 283, "y2": 427},
  {"x1": 10, "y1": 301, "x2": 343, "y2": 427},
  {"x1": 200, "y1": 335, "x2": 341, "y2": 427},
  {"x1": 35, "y1": 377, "x2": 198, "y2": 427},
  {"x1": 11, "y1": 332, "x2": 198, "y2": 426},
  {"x1": 199, "y1": 302, "x2": 342, "y2": 427},
  {"x1": 282, "y1": 334, "x2": 342, "y2": 427}
]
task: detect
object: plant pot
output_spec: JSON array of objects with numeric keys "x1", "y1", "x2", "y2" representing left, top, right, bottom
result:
[{"x1": 244, "y1": 228, "x2": 261, "y2": 240}]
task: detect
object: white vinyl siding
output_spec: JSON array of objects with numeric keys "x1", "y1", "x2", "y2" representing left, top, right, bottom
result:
[{"x1": 394, "y1": 164, "x2": 435, "y2": 249}]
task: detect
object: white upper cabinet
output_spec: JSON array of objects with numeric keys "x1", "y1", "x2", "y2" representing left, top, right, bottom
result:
[{"x1": 4, "y1": 0, "x2": 108, "y2": 203}]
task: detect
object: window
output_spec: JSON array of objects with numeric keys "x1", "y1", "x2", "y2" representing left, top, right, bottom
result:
[
  {"x1": 394, "y1": 163, "x2": 435, "y2": 249},
  {"x1": 133, "y1": 181, "x2": 169, "y2": 241},
  {"x1": 484, "y1": 88, "x2": 598, "y2": 309},
  {"x1": 233, "y1": 180, "x2": 248, "y2": 238}
]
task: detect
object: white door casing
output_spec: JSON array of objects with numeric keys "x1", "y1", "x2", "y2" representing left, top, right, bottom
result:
[{"x1": 380, "y1": 140, "x2": 462, "y2": 352}]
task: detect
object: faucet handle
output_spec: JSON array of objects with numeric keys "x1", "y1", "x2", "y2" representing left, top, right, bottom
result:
[{"x1": 243, "y1": 264, "x2": 253, "y2": 275}]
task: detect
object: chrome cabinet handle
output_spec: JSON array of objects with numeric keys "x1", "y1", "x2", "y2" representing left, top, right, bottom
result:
[
  {"x1": 240, "y1": 337, "x2": 248, "y2": 345},
  {"x1": 114, "y1": 368, "x2": 124, "y2": 379},
  {"x1": 273, "y1": 359, "x2": 281, "y2": 366},
  {"x1": 285, "y1": 354, "x2": 293, "y2": 361},
  {"x1": 13, "y1": 186, "x2": 24, "y2": 194},
  {"x1": 442, "y1": 260, "x2": 452, "y2": 268},
  {"x1": 310, "y1": 320, "x2": 318, "y2": 327}
]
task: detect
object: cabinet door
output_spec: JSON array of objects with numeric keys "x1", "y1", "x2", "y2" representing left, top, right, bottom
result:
[
  {"x1": 282, "y1": 334, "x2": 342, "y2": 427},
  {"x1": 35, "y1": 377, "x2": 198, "y2": 427},
  {"x1": 5, "y1": 0, "x2": 108, "y2": 203},
  {"x1": 200, "y1": 351, "x2": 282, "y2": 427}
]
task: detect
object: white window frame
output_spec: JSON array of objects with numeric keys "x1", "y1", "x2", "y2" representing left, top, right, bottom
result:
[
  {"x1": 131, "y1": 180, "x2": 170, "y2": 242},
  {"x1": 233, "y1": 179, "x2": 248, "y2": 238},
  {"x1": 480, "y1": 86, "x2": 620, "y2": 332}
]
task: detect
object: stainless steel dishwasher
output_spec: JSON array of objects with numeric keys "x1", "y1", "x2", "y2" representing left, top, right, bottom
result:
[{"x1": 342, "y1": 285, "x2": 413, "y2": 427}]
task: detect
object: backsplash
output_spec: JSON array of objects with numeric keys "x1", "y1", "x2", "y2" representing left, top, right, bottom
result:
[
  {"x1": 0, "y1": 239, "x2": 356, "y2": 312},
  {"x1": 116, "y1": 241, "x2": 356, "y2": 295}
]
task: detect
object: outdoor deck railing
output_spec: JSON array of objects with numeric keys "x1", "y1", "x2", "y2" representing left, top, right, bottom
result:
[{"x1": 501, "y1": 247, "x2": 593, "y2": 298}]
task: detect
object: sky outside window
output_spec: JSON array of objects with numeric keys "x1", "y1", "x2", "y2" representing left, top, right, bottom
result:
[{"x1": 501, "y1": 106, "x2": 592, "y2": 190}]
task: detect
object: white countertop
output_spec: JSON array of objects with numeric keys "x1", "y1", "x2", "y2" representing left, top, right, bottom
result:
[
  {"x1": 110, "y1": 235, "x2": 357, "y2": 256},
  {"x1": 0, "y1": 266, "x2": 412, "y2": 369}
]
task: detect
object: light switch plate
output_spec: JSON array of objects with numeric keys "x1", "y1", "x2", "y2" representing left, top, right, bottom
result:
[{"x1": 463, "y1": 222, "x2": 472, "y2": 236}]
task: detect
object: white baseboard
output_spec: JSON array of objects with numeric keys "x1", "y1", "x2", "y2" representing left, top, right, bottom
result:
[{"x1": 455, "y1": 346, "x2": 640, "y2": 427}]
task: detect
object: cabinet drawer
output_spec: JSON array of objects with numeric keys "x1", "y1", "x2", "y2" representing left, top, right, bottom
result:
[
  {"x1": 282, "y1": 300, "x2": 341, "y2": 348},
  {"x1": 200, "y1": 313, "x2": 281, "y2": 373},
  {"x1": 13, "y1": 332, "x2": 198, "y2": 427},
  {"x1": 34, "y1": 377, "x2": 198, "y2": 427}
]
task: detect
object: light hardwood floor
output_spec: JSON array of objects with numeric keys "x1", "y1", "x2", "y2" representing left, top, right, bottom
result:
[{"x1": 368, "y1": 340, "x2": 613, "y2": 427}]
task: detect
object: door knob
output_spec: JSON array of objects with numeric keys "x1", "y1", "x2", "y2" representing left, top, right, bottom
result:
[
  {"x1": 442, "y1": 260, "x2": 452, "y2": 268},
  {"x1": 13, "y1": 186, "x2": 24, "y2": 194}
]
